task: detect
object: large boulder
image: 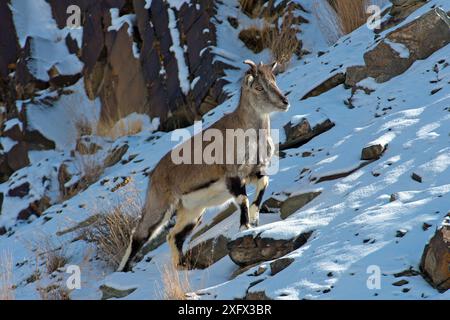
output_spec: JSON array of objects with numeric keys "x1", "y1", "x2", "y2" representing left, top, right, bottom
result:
[
  {"x1": 346, "y1": 8, "x2": 450, "y2": 86},
  {"x1": 361, "y1": 144, "x2": 386, "y2": 161},
  {"x1": 280, "y1": 118, "x2": 335, "y2": 151},
  {"x1": 280, "y1": 192, "x2": 322, "y2": 219},
  {"x1": 228, "y1": 231, "x2": 313, "y2": 267},
  {"x1": 420, "y1": 216, "x2": 450, "y2": 292},
  {"x1": 389, "y1": 0, "x2": 428, "y2": 18},
  {"x1": 184, "y1": 235, "x2": 229, "y2": 269},
  {"x1": 99, "y1": 284, "x2": 137, "y2": 300}
]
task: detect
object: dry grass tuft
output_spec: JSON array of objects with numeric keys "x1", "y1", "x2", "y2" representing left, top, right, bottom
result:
[
  {"x1": 97, "y1": 113, "x2": 144, "y2": 140},
  {"x1": 81, "y1": 196, "x2": 141, "y2": 269},
  {"x1": 160, "y1": 263, "x2": 191, "y2": 300},
  {"x1": 34, "y1": 239, "x2": 69, "y2": 274},
  {"x1": 239, "y1": 0, "x2": 267, "y2": 19},
  {"x1": 265, "y1": 10, "x2": 300, "y2": 71},
  {"x1": 329, "y1": 0, "x2": 369, "y2": 34},
  {"x1": 0, "y1": 251, "x2": 15, "y2": 300},
  {"x1": 238, "y1": 5, "x2": 300, "y2": 72},
  {"x1": 60, "y1": 155, "x2": 104, "y2": 201},
  {"x1": 46, "y1": 250, "x2": 69, "y2": 275},
  {"x1": 38, "y1": 284, "x2": 71, "y2": 300},
  {"x1": 74, "y1": 116, "x2": 94, "y2": 138}
]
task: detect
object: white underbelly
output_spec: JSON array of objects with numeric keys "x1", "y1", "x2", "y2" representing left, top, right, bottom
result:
[{"x1": 181, "y1": 179, "x2": 232, "y2": 210}]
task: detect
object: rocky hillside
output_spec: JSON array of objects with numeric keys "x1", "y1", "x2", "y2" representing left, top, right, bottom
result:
[{"x1": 0, "y1": 0, "x2": 449, "y2": 300}]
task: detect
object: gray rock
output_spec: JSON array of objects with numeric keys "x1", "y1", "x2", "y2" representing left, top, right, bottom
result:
[
  {"x1": 280, "y1": 119, "x2": 335, "y2": 151},
  {"x1": 280, "y1": 192, "x2": 321, "y2": 219},
  {"x1": 411, "y1": 172, "x2": 423, "y2": 183},
  {"x1": 270, "y1": 257, "x2": 294, "y2": 275},
  {"x1": 301, "y1": 73, "x2": 345, "y2": 100},
  {"x1": 228, "y1": 231, "x2": 313, "y2": 267},
  {"x1": 390, "y1": 0, "x2": 427, "y2": 17},
  {"x1": 184, "y1": 235, "x2": 229, "y2": 269},
  {"x1": 347, "y1": 8, "x2": 450, "y2": 86},
  {"x1": 104, "y1": 144, "x2": 129, "y2": 168},
  {"x1": 361, "y1": 144, "x2": 385, "y2": 160},
  {"x1": 420, "y1": 219, "x2": 450, "y2": 292},
  {"x1": 99, "y1": 285, "x2": 137, "y2": 300}
]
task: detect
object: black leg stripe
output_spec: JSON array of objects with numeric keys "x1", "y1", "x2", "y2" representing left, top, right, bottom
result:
[
  {"x1": 174, "y1": 223, "x2": 196, "y2": 252},
  {"x1": 240, "y1": 202, "x2": 249, "y2": 226},
  {"x1": 252, "y1": 186, "x2": 267, "y2": 207},
  {"x1": 226, "y1": 177, "x2": 246, "y2": 197}
]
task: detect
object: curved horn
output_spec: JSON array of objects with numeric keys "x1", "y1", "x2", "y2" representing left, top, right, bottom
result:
[
  {"x1": 271, "y1": 61, "x2": 278, "y2": 72},
  {"x1": 244, "y1": 59, "x2": 257, "y2": 72}
]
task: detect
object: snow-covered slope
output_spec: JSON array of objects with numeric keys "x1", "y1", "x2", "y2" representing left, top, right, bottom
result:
[{"x1": 0, "y1": 0, "x2": 449, "y2": 300}]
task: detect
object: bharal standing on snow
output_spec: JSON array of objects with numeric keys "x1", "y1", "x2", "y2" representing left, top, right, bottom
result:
[{"x1": 118, "y1": 60, "x2": 290, "y2": 271}]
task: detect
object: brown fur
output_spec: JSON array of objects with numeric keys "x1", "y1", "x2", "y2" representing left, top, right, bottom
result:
[{"x1": 118, "y1": 61, "x2": 289, "y2": 271}]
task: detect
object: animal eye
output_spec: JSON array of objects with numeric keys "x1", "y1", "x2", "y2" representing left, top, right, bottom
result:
[{"x1": 255, "y1": 85, "x2": 263, "y2": 91}]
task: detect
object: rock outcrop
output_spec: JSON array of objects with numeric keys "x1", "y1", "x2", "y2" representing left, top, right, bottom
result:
[
  {"x1": 389, "y1": 0, "x2": 428, "y2": 18},
  {"x1": 420, "y1": 215, "x2": 450, "y2": 292},
  {"x1": 228, "y1": 231, "x2": 313, "y2": 267},
  {"x1": 280, "y1": 192, "x2": 322, "y2": 219},
  {"x1": 280, "y1": 118, "x2": 335, "y2": 151},
  {"x1": 184, "y1": 235, "x2": 229, "y2": 269},
  {"x1": 0, "y1": 0, "x2": 233, "y2": 183},
  {"x1": 361, "y1": 144, "x2": 386, "y2": 161},
  {"x1": 346, "y1": 8, "x2": 450, "y2": 87}
]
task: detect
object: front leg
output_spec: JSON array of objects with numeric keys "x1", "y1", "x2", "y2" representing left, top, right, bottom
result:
[
  {"x1": 226, "y1": 177, "x2": 250, "y2": 231},
  {"x1": 249, "y1": 172, "x2": 268, "y2": 227}
]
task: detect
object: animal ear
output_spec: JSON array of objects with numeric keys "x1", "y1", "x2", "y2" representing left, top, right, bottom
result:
[
  {"x1": 244, "y1": 59, "x2": 257, "y2": 74},
  {"x1": 244, "y1": 74, "x2": 254, "y2": 87},
  {"x1": 271, "y1": 61, "x2": 278, "y2": 72}
]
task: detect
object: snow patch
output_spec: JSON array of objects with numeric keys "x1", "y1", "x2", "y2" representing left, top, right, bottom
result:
[
  {"x1": 168, "y1": 8, "x2": 191, "y2": 95},
  {"x1": 384, "y1": 39, "x2": 410, "y2": 59}
]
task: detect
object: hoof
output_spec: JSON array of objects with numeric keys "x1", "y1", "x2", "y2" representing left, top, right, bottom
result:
[
  {"x1": 176, "y1": 257, "x2": 190, "y2": 270},
  {"x1": 250, "y1": 219, "x2": 259, "y2": 228},
  {"x1": 239, "y1": 223, "x2": 251, "y2": 232}
]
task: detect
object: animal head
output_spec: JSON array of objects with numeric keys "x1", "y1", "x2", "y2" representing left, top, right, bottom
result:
[{"x1": 242, "y1": 59, "x2": 290, "y2": 113}]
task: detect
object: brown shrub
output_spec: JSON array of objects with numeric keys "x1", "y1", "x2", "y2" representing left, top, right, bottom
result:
[
  {"x1": 238, "y1": 7, "x2": 300, "y2": 71},
  {"x1": 328, "y1": 0, "x2": 369, "y2": 34},
  {"x1": 160, "y1": 263, "x2": 191, "y2": 300},
  {"x1": 38, "y1": 284, "x2": 70, "y2": 300},
  {"x1": 60, "y1": 155, "x2": 104, "y2": 201},
  {"x1": 81, "y1": 197, "x2": 141, "y2": 269},
  {"x1": 0, "y1": 251, "x2": 14, "y2": 300},
  {"x1": 265, "y1": 10, "x2": 301, "y2": 71}
]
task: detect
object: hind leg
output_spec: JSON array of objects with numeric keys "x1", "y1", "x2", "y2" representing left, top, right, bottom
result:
[
  {"x1": 167, "y1": 206, "x2": 204, "y2": 268},
  {"x1": 118, "y1": 188, "x2": 175, "y2": 272},
  {"x1": 118, "y1": 205, "x2": 174, "y2": 272}
]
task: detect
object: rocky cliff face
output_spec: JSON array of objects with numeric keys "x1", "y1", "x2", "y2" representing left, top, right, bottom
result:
[{"x1": 0, "y1": 0, "x2": 231, "y2": 182}]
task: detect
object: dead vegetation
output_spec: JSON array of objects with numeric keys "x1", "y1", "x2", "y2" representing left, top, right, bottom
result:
[
  {"x1": 0, "y1": 251, "x2": 15, "y2": 300},
  {"x1": 159, "y1": 263, "x2": 191, "y2": 300},
  {"x1": 238, "y1": 3, "x2": 301, "y2": 71},
  {"x1": 328, "y1": 0, "x2": 369, "y2": 34},
  {"x1": 38, "y1": 284, "x2": 71, "y2": 300},
  {"x1": 73, "y1": 104, "x2": 145, "y2": 141},
  {"x1": 59, "y1": 155, "x2": 104, "y2": 202},
  {"x1": 33, "y1": 238, "x2": 69, "y2": 274},
  {"x1": 74, "y1": 115, "x2": 94, "y2": 138},
  {"x1": 97, "y1": 114, "x2": 144, "y2": 140},
  {"x1": 23, "y1": 237, "x2": 72, "y2": 300},
  {"x1": 266, "y1": 10, "x2": 301, "y2": 71},
  {"x1": 80, "y1": 193, "x2": 141, "y2": 269}
]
